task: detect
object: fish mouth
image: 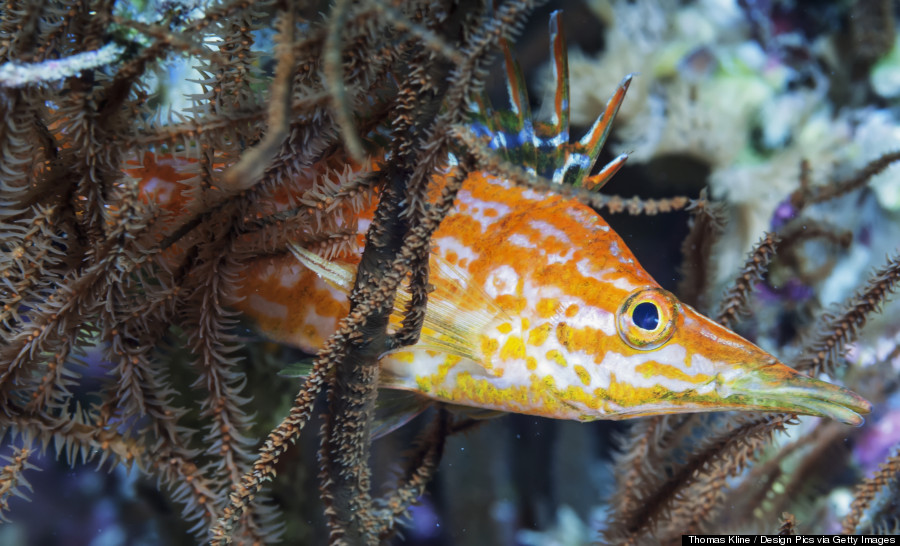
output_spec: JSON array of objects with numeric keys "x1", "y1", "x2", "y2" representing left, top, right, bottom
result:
[{"x1": 724, "y1": 362, "x2": 872, "y2": 426}]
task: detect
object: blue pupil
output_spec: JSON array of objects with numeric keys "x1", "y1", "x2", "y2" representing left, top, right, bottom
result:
[{"x1": 632, "y1": 302, "x2": 659, "y2": 331}]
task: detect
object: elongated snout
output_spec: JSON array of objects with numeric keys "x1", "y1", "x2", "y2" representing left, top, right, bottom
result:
[
  {"x1": 676, "y1": 307, "x2": 871, "y2": 426},
  {"x1": 721, "y1": 361, "x2": 871, "y2": 426}
]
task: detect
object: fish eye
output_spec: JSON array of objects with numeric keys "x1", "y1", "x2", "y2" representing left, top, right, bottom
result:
[
  {"x1": 616, "y1": 288, "x2": 679, "y2": 350},
  {"x1": 632, "y1": 302, "x2": 659, "y2": 331}
]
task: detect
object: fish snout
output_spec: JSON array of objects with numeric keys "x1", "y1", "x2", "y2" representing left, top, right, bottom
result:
[
  {"x1": 723, "y1": 359, "x2": 871, "y2": 426},
  {"x1": 677, "y1": 308, "x2": 870, "y2": 425}
]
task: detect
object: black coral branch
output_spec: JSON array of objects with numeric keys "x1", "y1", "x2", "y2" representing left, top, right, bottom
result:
[
  {"x1": 716, "y1": 232, "x2": 779, "y2": 328},
  {"x1": 795, "y1": 254, "x2": 900, "y2": 377}
]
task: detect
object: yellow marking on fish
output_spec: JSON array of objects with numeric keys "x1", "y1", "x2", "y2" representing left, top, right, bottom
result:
[
  {"x1": 393, "y1": 351, "x2": 415, "y2": 364},
  {"x1": 527, "y1": 323, "x2": 552, "y2": 347},
  {"x1": 526, "y1": 356, "x2": 538, "y2": 371},
  {"x1": 560, "y1": 386, "x2": 603, "y2": 414},
  {"x1": 497, "y1": 322, "x2": 513, "y2": 334},
  {"x1": 453, "y1": 372, "x2": 529, "y2": 408},
  {"x1": 546, "y1": 349, "x2": 567, "y2": 367},
  {"x1": 499, "y1": 337, "x2": 526, "y2": 361},
  {"x1": 416, "y1": 375, "x2": 433, "y2": 393},
  {"x1": 573, "y1": 365, "x2": 591, "y2": 386},
  {"x1": 525, "y1": 374, "x2": 603, "y2": 417},
  {"x1": 606, "y1": 373, "x2": 669, "y2": 408},
  {"x1": 536, "y1": 298, "x2": 559, "y2": 318},
  {"x1": 556, "y1": 322, "x2": 572, "y2": 349},
  {"x1": 481, "y1": 337, "x2": 498, "y2": 358},
  {"x1": 634, "y1": 361, "x2": 711, "y2": 384},
  {"x1": 438, "y1": 355, "x2": 461, "y2": 383}
]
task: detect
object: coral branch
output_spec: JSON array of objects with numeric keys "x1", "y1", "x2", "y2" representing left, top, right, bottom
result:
[
  {"x1": 677, "y1": 190, "x2": 726, "y2": 312},
  {"x1": 794, "y1": 150, "x2": 900, "y2": 208},
  {"x1": 605, "y1": 413, "x2": 794, "y2": 542},
  {"x1": 374, "y1": 409, "x2": 449, "y2": 540},
  {"x1": 221, "y1": 6, "x2": 295, "y2": 193},
  {"x1": 843, "y1": 449, "x2": 900, "y2": 534},
  {"x1": 779, "y1": 513, "x2": 797, "y2": 535},
  {"x1": 0, "y1": 446, "x2": 35, "y2": 521},
  {"x1": 716, "y1": 232, "x2": 779, "y2": 327},
  {"x1": 795, "y1": 254, "x2": 900, "y2": 376},
  {"x1": 0, "y1": 43, "x2": 124, "y2": 87},
  {"x1": 323, "y1": 0, "x2": 364, "y2": 162}
]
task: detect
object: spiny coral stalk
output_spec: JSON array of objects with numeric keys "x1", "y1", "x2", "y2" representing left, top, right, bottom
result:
[
  {"x1": 792, "y1": 150, "x2": 900, "y2": 209},
  {"x1": 716, "y1": 232, "x2": 779, "y2": 327},
  {"x1": 678, "y1": 190, "x2": 726, "y2": 312},
  {"x1": 795, "y1": 254, "x2": 900, "y2": 376},
  {"x1": 0, "y1": 447, "x2": 35, "y2": 521},
  {"x1": 373, "y1": 409, "x2": 449, "y2": 540},
  {"x1": 843, "y1": 449, "x2": 900, "y2": 534},
  {"x1": 779, "y1": 513, "x2": 797, "y2": 536},
  {"x1": 604, "y1": 413, "x2": 795, "y2": 543}
]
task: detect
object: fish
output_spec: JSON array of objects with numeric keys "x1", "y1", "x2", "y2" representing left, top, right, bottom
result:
[{"x1": 132, "y1": 12, "x2": 871, "y2": 427}]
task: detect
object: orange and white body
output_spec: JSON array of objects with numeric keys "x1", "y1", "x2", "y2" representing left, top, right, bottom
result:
[
  {"x1": 232, "y1": 168, "x2": 869, "y2": 425},
  {"x1": 135, "y1": 11, "x2": 870, "y2": 426}
]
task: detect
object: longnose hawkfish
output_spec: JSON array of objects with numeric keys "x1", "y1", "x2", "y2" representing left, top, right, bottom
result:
[{"x1": 133, "y1": 12, "x2": 870, "y2": 428}]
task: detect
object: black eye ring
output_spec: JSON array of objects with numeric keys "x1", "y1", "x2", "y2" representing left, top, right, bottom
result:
[{"x1": 632, "y1": 301, "x2": 659, "y2": 331}]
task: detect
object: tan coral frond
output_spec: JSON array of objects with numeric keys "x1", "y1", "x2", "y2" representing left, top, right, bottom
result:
[
  {"x1": 795, "y1": 254, "x2": 900, "y2": 377},
  {"x1": 843, "y1": 449, "x2": 900, "y2": 534},
  {"x1": 677, "y1": 190, "x2": 726, "y2": 312},
  {"x1": 716, "y1": 232, "x2": 780, "y2": 328},
  {"x1": 778, "y1": 513, "x2": 797, "y2": 535},
  {"x1": 0, "y1": 446, "x2": 36, "y2": 521},
  {"x1": 606, "y1": 413, "x2": 795, "y2": 542}
]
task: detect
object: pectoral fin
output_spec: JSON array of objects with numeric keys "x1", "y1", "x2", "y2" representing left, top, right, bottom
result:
[
  {"x1": 288, "y1": 243, "x2": 355, "y2": 292},
  {"x1": 289, "y1": 243, "x2": 505, "y2": 371},
  {"x1": 278, "y1": 358, "x2": 315, "y2": 378},
  {"x1": 372, "y1": 390, "x2": 433, "y2": 440},
  {"x1": 444, "y1": 403, "x2": 507, "y2": 421}
]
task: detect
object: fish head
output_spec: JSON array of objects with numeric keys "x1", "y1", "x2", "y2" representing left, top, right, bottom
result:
[{"x1": 581, "y1": 284, "x2": 871, "y2": 425}]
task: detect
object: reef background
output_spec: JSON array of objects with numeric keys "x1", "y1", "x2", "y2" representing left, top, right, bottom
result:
[{"x1": 1, "y1": 0, "x2": 900, "y2": 545}]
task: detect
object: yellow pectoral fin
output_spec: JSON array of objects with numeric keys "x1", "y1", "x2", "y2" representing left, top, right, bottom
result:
[
  {"x1": 290, "y1": 243, "x2": 507, "y2": 375},
  {"x1": 406, "y1": 252, "x2": 510, "y2": 367}
]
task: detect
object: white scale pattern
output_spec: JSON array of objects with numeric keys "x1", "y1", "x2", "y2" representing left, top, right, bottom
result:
[{"x1": 455, "y1": 189, "x2": 512, "y2": 232}]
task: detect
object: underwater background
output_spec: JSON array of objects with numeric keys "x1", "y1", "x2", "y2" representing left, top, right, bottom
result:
[{"x1": 1, "y1": 0, "x2": 900, "y2": 544}]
